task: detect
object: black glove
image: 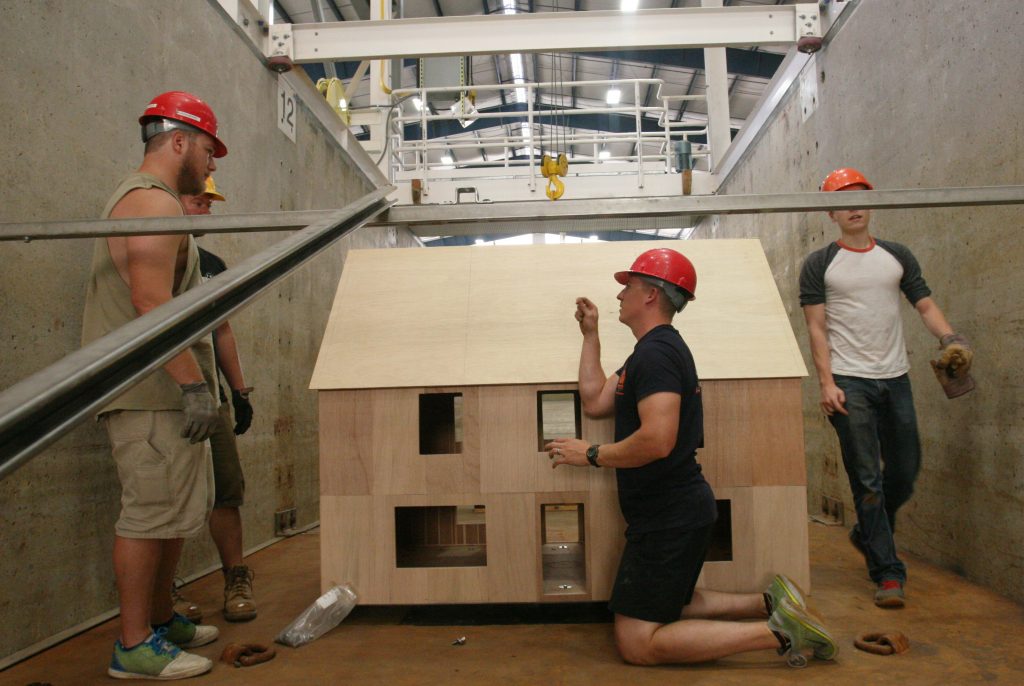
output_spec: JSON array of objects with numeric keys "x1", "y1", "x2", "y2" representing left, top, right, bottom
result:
[
  {"x1": 180, "y1": 383, "x2": 219, "y2": 443},
  {"x1": 231, "y1": 388, "x2": 254, "y2": 435}
]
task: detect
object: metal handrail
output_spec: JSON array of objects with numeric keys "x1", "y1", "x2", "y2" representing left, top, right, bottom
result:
[{"x1": 0, "y1": 188, "x2": 394, "y2": 479}]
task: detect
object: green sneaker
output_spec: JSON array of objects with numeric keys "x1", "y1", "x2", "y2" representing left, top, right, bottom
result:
[
  {"x1": 108, "y1": 630, "x2": 212, "y2": 680},
  {"x1": 155, "y1": 612, "x2": 219, "y2": 649},
  {"x1": 768, "y1": 597, "x2": 838, "y2": 667},
  {"x1": 764, "y1": 573, "x2": 806, "y2": 615}
]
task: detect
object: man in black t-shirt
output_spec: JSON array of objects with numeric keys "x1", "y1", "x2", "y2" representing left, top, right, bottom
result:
[
  {"x1": 174, "y1": 178, "x2": 259, "y2": 624},
  {"x1": 546, "y1": 248, "x2": 837, "y2": 667}
]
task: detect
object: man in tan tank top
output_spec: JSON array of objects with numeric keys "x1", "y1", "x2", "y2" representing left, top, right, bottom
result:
[{"x1": 82, "y1": 91, "x2": 228, "y2": 680}]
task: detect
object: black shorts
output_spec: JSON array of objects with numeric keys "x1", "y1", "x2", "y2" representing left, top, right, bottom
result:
[{"x1": 608, "y1": 523, "x2": 714, "y2": 624}]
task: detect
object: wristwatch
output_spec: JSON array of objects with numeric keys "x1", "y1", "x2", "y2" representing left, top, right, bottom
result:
[{"x1": 586, "y1": 444, "x2": 601, "y2": 468}]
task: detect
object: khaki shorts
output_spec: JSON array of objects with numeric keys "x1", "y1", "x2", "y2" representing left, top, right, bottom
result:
[
  {"x1": 105, "y1": 410, "x2": 213, "y2": 539},
  {"x1": 209, "y1": 403, "x2": 245, "y2": 508}
]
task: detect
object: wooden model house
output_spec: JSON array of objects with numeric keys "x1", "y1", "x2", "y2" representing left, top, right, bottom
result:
[{"x1": 311, "y1": 239, "x2": 809, "y2": 604}]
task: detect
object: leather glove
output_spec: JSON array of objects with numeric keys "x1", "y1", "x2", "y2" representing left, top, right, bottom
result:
[
  {"x1": 231, "y1": 388, "x2": 254, "y2": 435},
  {"x1": 180, "y1": 382, "x2": 219, "y2": 443},
  {"x1": 935, "y1": 332, "x2": 973, "y2": 378},
  {"x1": 854, "y1": 631, "x2": 910, "y2": 655}
]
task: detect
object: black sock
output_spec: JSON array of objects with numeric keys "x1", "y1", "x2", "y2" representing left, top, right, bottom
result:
[
  {"x1": 772, "y1": 630, "x2": 790, "y2": 654},
  {"x1": 151, "y1": 615, "x2": 174, "y2": 630}
]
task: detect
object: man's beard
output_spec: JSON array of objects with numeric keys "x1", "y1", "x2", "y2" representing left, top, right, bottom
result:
[{"x1": 177, "y1": 159, "x2": 205, "y2": 196}]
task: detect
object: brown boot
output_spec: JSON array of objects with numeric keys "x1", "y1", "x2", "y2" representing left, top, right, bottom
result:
[
  {"x1": 172, "y1": 577, "x2": 203, "y2": 624},
  {"x1": 223, "y1": 565, "x2": 257, "y2": 622}
]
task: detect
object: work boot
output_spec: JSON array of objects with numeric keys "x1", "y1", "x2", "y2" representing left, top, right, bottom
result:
[
  {"x1": 171, "y1": 577, "x2": 203, "y2": 624},
  {"x1": 768, "y1": 597, "x2": 838, "y2": 667},
  {"x1": 223, "y1": 565, "x2": 257, "y2": 622},
  {"x1": 874, "y1": 580, "x2": 906, "y2": 608},
  {"x1": 108, "y1": 629, "x2": 212, "y2": 680},
  {"x1": 763, "y1": 573, "x2": 806, "y2": 616},
  {"x1": 155, "y1": 612, "x2": 219, "y2": 649}
]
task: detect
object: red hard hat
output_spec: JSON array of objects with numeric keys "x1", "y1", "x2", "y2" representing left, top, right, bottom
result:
[
  {"x1": 139, "y1": 91, "x2": 227, "y2": 158},
  {"x1": 821, "y1": 167, "x2": 872, "y2": 192},
  {"x1": 614, "y1": 248, "x2": 697, "y2": 301}
]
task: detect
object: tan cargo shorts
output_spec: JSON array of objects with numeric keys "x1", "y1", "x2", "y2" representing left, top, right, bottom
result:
[{"x1": 104, "y1": 410, "x2": 213, "y2": 539}]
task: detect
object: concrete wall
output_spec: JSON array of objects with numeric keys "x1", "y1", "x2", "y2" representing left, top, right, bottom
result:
[
  {"x1": 0, "y1": 0, "x2": 418, "y2": 661},
  {"x1": 697, "y1": 0, "x2": 1024, "y2": 602}
]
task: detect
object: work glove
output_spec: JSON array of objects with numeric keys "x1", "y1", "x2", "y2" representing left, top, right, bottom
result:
[
  {"x1": 930, "y1": 332, "x2": 975, "y2": 399},
  {"x1": 231, "y1": 388, "x2": 254, "y2": 435},
  {"x1": 935, "y1": 333, "x2": 973, "y2": 378},
  {"x1": 180, "y1": 382, "x2": 219, "y2": 443}
]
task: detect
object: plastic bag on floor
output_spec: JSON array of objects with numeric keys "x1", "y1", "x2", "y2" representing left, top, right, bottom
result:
[{"x1": 275, "y1": 583, "x2": 358, "y2": 647}]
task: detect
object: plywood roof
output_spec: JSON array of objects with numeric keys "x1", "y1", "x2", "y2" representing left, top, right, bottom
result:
[{"x1": 311, "y1": 239, "x2": 806, "y2": 389}]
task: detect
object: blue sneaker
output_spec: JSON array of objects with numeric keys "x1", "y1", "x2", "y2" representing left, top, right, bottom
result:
[
  {"x1": 108, "y1": 629, "x2": 212, "y2": 680},
  {"x1": 155, "y1": 612, "x2": 219, "y2": 649}
]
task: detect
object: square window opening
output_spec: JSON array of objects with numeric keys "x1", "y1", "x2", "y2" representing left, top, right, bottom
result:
[
  {"x1": 419, "y1": 393, "x2": 463, "y2": 454},
  {"x1": 395, "y1": 505, "x2": 486, "y2": 568},
  {"x1": 541, "y1": 503, "x2": 587, "y2": 595},
  {"x1": 537, "y1": 391, "x2": 582, "y2": 452}
]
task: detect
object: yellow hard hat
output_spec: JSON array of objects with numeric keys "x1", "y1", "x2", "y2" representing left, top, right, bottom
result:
[{"x1": 204, "y1": 176, "x2": 226, "y2": 202}]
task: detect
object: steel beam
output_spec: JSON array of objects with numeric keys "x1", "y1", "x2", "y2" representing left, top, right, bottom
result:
[
  {"x1": 5, "y1": 186, "x2": 1022, "y2": 242},
  {"x1": 0, "y1": 190, "x2": 393, "y2": 478},
  {"x1": 276, "y1": 4, "x2": 821, "y2": 62},
  {"x1": 384, "y1": 186, "x2": 1024, "y2": 237}
]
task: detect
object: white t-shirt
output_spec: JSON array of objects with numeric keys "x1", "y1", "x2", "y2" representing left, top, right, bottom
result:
[{"x1": 799, "y1": 238, "x2": 932, "y2": 379}]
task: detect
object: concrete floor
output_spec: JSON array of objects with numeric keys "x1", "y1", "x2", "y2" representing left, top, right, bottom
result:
[{"x1": 3, "y1": 522, "x2": 1023, "y2": 685}]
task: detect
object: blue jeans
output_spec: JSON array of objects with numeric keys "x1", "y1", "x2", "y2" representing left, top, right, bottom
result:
[{"x1": 829, "y1": 373, "x2": 920, "y2": 583}]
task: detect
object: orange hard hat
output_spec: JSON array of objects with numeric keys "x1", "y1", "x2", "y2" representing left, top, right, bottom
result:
[
  {"x1": 821, "y1": 167, "x2": 873, "y2": 192},
  {"x1": 615, "y1": 248, "x2": 697, "y2": 303},
  {"x1": 139, "y1": 91, "x2": 227, "y2": 158}
]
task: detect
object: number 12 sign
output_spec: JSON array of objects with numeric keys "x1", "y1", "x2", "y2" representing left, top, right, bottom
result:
[{"x1": 277, "y1": 79, "x2": 297, "y2": 143}]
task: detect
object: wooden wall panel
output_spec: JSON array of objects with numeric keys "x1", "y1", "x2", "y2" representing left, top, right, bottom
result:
[
  {"x1": 487, "y1": 494, "x2": 541, "y2": 602},
  {"x1": 749, "y1": 380, "x2": 806, "y2": 487},
  {"x1": 697, "y1": 486, "x2": 754, "y2": 593},
  {"x1": 478, "y1": 386, "x2": 538, "y2": 494},
  {"x1": 698, "y1": 379, "x2": 806, "y2": 489},
  {"x1": 696, "y1": 485, "x2": 810, "y2": 594},
  {"x1": 319, "y1": 391, "x2": 373, "y2": 496},
  {"x1": 750, "y1": 486, "x2": 811, "y2": 593},
  {"x1": 320, "y1": 496, "x2": 390, "y2": 600},
  {"x1": 370, "y1": 388, "x2": 423, "y2": 495},
  {"x1": 586, "y1": 490, "x2": 627, "y2": 600}
]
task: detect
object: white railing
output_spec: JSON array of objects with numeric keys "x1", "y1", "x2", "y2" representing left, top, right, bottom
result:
[{"x1": 386, "y1": 79, "x2": 711, "y2": 193}]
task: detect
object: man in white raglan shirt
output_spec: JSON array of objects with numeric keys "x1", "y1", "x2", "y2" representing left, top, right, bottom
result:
[{"x1": 799, "y1": 167, "x2": 974, "y2": 609}]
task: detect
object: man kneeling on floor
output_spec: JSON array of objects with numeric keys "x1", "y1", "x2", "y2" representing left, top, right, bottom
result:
[{"x1": 546, "y1": 248, "x2": 837, "y2": 667}]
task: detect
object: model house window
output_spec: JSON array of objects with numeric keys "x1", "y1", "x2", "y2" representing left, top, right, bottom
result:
[
  {"x1": 706, "y1": 499, "x2": 733, "y2": 561},
  {"x1": 536, "y1": 391, "x2": 582, "y2": 451},
  {"x1": 395, "y1": 505, "x2": 486, "y2": 568},
  {"x1": 540, "y1": 503, "x2": 586, "y2": 596},
  {"x1": 419, "y1": 392, "x2": 463, "y2": 454}
]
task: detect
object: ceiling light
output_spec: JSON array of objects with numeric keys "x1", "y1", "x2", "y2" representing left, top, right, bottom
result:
[
  {"x1": 598, "y1": 150, "x2": 611, "y2": 160},
  {"x1": 412, "y1": 97, "x2": 424, "y2": 111},
  {"x1": 621, "y1": 0, "x2": 639, "y2": 10},
  {"x1": 441, "y1": 155, "x2": 454, "y2": 165},
  {"x1": 606, "y1": 88, "x2": 621, "y2": 105}
]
